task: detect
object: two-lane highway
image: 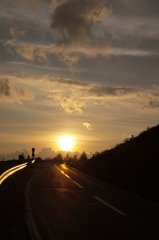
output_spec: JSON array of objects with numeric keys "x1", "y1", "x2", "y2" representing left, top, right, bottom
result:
[{"x1": 29, "y1": 161, "x2": 159, "y2": 240}]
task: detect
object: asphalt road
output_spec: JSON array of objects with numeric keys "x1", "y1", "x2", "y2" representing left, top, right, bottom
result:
[{"x1": 30, "y1": 161, "x2": 159, "y2": 240}]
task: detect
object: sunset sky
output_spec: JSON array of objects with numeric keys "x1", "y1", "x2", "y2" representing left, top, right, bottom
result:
[{"x1": 0, "y1": 0, "x2": 159, "y2": 160}]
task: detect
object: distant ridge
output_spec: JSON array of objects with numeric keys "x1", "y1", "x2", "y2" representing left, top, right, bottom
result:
[{"x1": 85, "y1": 124, "x2": 159, "y2": 202}]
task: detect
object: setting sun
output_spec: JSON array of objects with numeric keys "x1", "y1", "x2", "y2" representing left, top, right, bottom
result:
[{"x1": 60, "y1": 136, "x2": 73, "y2": 151}]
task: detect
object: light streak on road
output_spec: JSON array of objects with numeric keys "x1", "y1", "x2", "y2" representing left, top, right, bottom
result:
[
  {"x1": 0, "y1": 159, "x2": 35, "y2": 185},
  {"x1": 0, "y1": 162, "x2": 27, "y2": 185}
]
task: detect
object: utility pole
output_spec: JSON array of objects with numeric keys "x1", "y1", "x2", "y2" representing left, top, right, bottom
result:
[{"x1": 32, "y1": 148, "x2": 35, "y2": 158}]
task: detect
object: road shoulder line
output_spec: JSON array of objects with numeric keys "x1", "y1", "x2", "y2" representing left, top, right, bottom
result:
[{"x1": 25, "y1": 164, "x2": 42, "y2": 240}]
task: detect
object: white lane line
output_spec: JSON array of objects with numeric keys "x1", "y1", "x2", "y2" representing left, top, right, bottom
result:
[
  {"x1": 93, "y1": 196, "x2": 127, "y2": 216},
  {"x1": 72, "y1": 180, "x2": 84, "y2": 189},
  {"x1": 25, "y1": 163, "x2": 42, "y2": 240},
  {"x1": 54, "y1": 164, "x2": 84, "y2": 189}
]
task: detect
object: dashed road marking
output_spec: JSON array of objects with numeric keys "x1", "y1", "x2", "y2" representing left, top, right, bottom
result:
[
  {"x1": 72, "y1": 180, "x2": 84, "y2": 189},
  {"x1": 93, "y1": 196, "x2": 127, "y2": 216},
  {"x1": 55, "y1": 165, "x2": 84, "y2": 189}
]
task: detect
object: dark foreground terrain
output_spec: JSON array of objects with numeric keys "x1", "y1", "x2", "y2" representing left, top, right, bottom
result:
[{"x1": 0, "y1": 157, "x2": 159, "y2": 240}]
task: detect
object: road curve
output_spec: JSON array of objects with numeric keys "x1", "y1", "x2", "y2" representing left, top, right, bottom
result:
[{"x1": 29, "y1": 161, "x2": 159, "y2": 240}]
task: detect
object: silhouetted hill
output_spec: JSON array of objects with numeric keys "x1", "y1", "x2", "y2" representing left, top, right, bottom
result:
[
  {"x1": 85, "y1": 124, "x2": 159, "y2": 202},
  {"x1": 70, "y1": 125, "x2": 159, "y2": 202}
]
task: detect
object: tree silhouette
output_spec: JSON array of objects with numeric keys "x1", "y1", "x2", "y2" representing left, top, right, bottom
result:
[
  {"x1": 56, "y1": 153, "x2": 63, "y2": 162},
  {"x1": 79, "y1": 151, "x2": 88, "y2": 162},
  {"x1": 72, "y1": 153, "x2": 78, "y2": 161},
  {"x1": 64, "y1": 153, "x2": 70, "y2": 162}
]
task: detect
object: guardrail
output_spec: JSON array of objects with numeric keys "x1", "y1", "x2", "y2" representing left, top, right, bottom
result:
[{"x1": 0, "y1": 159, "x2": 35, "y2": 186}]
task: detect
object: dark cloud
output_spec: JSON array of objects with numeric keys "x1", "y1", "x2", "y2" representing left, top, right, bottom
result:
[
  {"x1": 44, "y1": 75, "x2": 89, "y2": 88},
  {"x1": 141, "y1": 100, "x2": 159, "y2": 111},
  {"x1": 147, "y1": 90, "x2": 159, "y2": 98},
  {"x1": 88, "y1": 86, "x2": 139, "y2": 97},
  {"x1": 50, "y1": 0, "x2": 110, "y2": 43},
  {"x1": 0, "y1": 77, "x2": 34, "y2": 103},
  {"x1": 0, "y1": 77, "x2": 12, "y2": 98},
  {"x1": 49, "y1": 0, "x2": 112, "y2": 66}
]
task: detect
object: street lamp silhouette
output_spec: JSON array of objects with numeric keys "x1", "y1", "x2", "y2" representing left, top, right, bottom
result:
[{"x1": 32, "y1": 148, "x2": 35, "y2": 158}]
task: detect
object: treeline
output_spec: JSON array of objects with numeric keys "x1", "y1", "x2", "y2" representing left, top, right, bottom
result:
[{"x1": 45, "y1": 151, "x2": 88, "y2": 163}]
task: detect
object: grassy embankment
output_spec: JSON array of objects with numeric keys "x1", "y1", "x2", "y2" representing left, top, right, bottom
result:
[{"x1": 70, "y1": 124, "x2": 159, "y2": 203}]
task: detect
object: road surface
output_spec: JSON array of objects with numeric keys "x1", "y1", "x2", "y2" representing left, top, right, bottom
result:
[{"x1": 29, "y1": 161, "x2": 159, "y2": 240}]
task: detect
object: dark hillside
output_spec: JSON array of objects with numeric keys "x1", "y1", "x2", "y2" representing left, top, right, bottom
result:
[{"x1": 85, "y1": 124, "x2": 159, "y2": 202}]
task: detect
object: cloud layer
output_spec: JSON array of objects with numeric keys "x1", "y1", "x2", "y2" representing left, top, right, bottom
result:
[
  {"x1": 48, "y1": 92, "x2": 86, "y2": 113},
  {"x1": 45, "y1": 76, "x2": 159, "y2": 113},
  {"x1": 0, "y1": 148, "x2": 29, "y2": 161},
  {"x1": 0, "y1": 0, "x2": 39, "y2": 7},
  {"x1": 7, "y1": 71, "x2": 159, "y2": 113},
  {"x1": 0, "y1": 77, "x2": 34, "y2": 104},
  {"x1": 141, "y1": 100, "x2": 159, "y2": 111},
  {"x1": 5, "y1": 40, "x2": 48, "y2": 63},
  {"x1": 83, "y1": 122, "x2": 93, "y2": 130}
]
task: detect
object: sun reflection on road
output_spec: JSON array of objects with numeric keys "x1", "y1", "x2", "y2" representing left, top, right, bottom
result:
[{"x1": 61, "y1": 164, "x2": 68, "y2": 170}]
